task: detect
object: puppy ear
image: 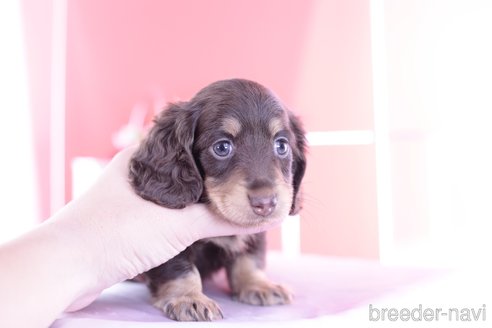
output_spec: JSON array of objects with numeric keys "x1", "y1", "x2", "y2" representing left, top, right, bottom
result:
[
  {"x1": 288, "y1": 112, "x2": 307, "y2": 215},
  {"x1": 129, "y1": 103, "x2": 202, "y2": 209}
]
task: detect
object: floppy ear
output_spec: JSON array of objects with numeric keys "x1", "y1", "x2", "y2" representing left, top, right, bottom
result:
[
  {"x1": 129, "y1": 103, "x2": 203, "y2": 209},
  {"x1": 288, "y1": 112, "x2": 307, "y2": 215}
]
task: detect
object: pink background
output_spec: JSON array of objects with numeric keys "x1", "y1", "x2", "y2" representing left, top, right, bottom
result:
[{"x1": 22, "y1": 0, "x2": 378, "y2": 259}]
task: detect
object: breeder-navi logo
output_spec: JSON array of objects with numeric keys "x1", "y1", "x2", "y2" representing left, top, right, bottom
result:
[{"x1": 369, "y1": 304, "x2": 486, "y2": 322}]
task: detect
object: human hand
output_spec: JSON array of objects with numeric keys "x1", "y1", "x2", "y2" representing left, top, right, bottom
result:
[{"x1": 57, "y1": 146, "x2": 285, "y2": 311}]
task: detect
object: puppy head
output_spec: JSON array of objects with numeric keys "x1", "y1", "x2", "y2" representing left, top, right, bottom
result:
[{"x1": 129, "y1": 79, "x2": 306, "y2": 227}]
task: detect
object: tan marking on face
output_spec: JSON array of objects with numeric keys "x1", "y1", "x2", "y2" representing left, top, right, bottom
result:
[
  {"x1": 269, "y1": 117, "x2": 284, "y2": 136},
  {"x1": 205, "y1": 170, "x2": 293, "y2": 227},
  {"x1": 228, "y1": 255, "x2": 293, "y2": 305},
  {"x1": 221, "y1": 117, "x2": 242, "y2": 137}
]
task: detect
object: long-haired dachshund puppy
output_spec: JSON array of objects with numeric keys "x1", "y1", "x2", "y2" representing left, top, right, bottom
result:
[{"x1": 129, "y1": 79, "x2": 307, "y2": 321}]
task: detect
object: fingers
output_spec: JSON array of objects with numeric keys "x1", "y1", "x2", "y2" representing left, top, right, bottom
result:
[{"x1": 188, "y1": 209, "x2": 286, "y2": 241}]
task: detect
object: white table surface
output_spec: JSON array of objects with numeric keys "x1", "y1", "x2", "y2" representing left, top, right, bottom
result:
[{"x1": 52, "y1": 252, "x2": 491, "y2": 327}]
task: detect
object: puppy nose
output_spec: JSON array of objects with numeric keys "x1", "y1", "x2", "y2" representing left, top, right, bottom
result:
[{"x1": 248, "y1": 194, "x2": 277, "y2": 217}]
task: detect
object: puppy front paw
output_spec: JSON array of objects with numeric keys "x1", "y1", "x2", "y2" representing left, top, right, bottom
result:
[
  {"x1": 153, "y1": 293, "x2": 224, "y2": 321},
  {"x1": 234, "y1": 280, "x2": 293, "y2": 306}
]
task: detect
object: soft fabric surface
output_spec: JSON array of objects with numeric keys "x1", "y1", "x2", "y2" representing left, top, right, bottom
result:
[{"x1": 52, "y1": 253, "x2": 458, "y2": 327}]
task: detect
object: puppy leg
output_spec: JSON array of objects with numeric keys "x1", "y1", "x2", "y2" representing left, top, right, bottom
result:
[
  {"x1": 146, "y1": 252, "x2": 223, "y2": 322},
  {"x1": 150, "y1": 265, "x2": 223, "y2": 321},
  {"x1": 227, "y1": 255, "x2": 293, "y2": 306}
]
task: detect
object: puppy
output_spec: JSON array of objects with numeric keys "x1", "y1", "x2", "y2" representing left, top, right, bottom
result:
[{"x1": 129, "y1": 79, "x2": 306, "y2": 321}]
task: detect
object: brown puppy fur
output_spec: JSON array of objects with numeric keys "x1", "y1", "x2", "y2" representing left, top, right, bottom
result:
[{"x1": 129, "y1": 79, "x2": 306, "y2": 321}]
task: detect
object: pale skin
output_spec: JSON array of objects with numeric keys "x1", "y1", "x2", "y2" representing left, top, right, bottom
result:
[{"x1": 0, "y1": 147, "x2": 284, "y2": 328}]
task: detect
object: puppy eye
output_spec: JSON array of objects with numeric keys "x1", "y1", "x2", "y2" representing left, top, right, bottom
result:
[
  {"x1": 274, "y1": 137, "x2": 290, "y2": 158},
  {"x1": 212, "y1": 140, "x2": 233, "y2": 159}
]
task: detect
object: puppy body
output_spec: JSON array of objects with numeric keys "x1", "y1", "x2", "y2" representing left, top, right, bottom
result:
[{"x1": 129, "y1": 79, "x2": 306, "y2": 321}]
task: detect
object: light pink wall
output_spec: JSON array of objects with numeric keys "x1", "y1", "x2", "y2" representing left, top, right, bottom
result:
[
  {"x1": 25, "y1": 0, "x2": 377, "y2": 258},
  {"x1": 64, "y1": 0, "x2": 313, "y2": 197},
  {"x1": 292, "y1": 0, "x2": 378, "y2": 258}
]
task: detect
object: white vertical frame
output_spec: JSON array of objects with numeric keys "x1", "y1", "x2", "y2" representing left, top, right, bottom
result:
[
  {"x1": 0, "y1": 1, "x2": 38, "y2": 241},
  {"x1": 281, "y1": 214, "x2": 301, "y2": 257},
  {"x1": 370, "y1": 0, "x2": 394, "y2": 264},
  {"x1": 50, "y1": 0, "x2": 67, "y2": 214}
]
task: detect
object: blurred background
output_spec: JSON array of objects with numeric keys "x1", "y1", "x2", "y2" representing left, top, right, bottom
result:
[{"x1": 1, "y1": 0, "x2": 491, "y2": 268}]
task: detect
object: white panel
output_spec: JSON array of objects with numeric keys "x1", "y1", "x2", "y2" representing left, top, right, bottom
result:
[{"x1": 50, "y1": 0, "x2": 67, "y2": 213}]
